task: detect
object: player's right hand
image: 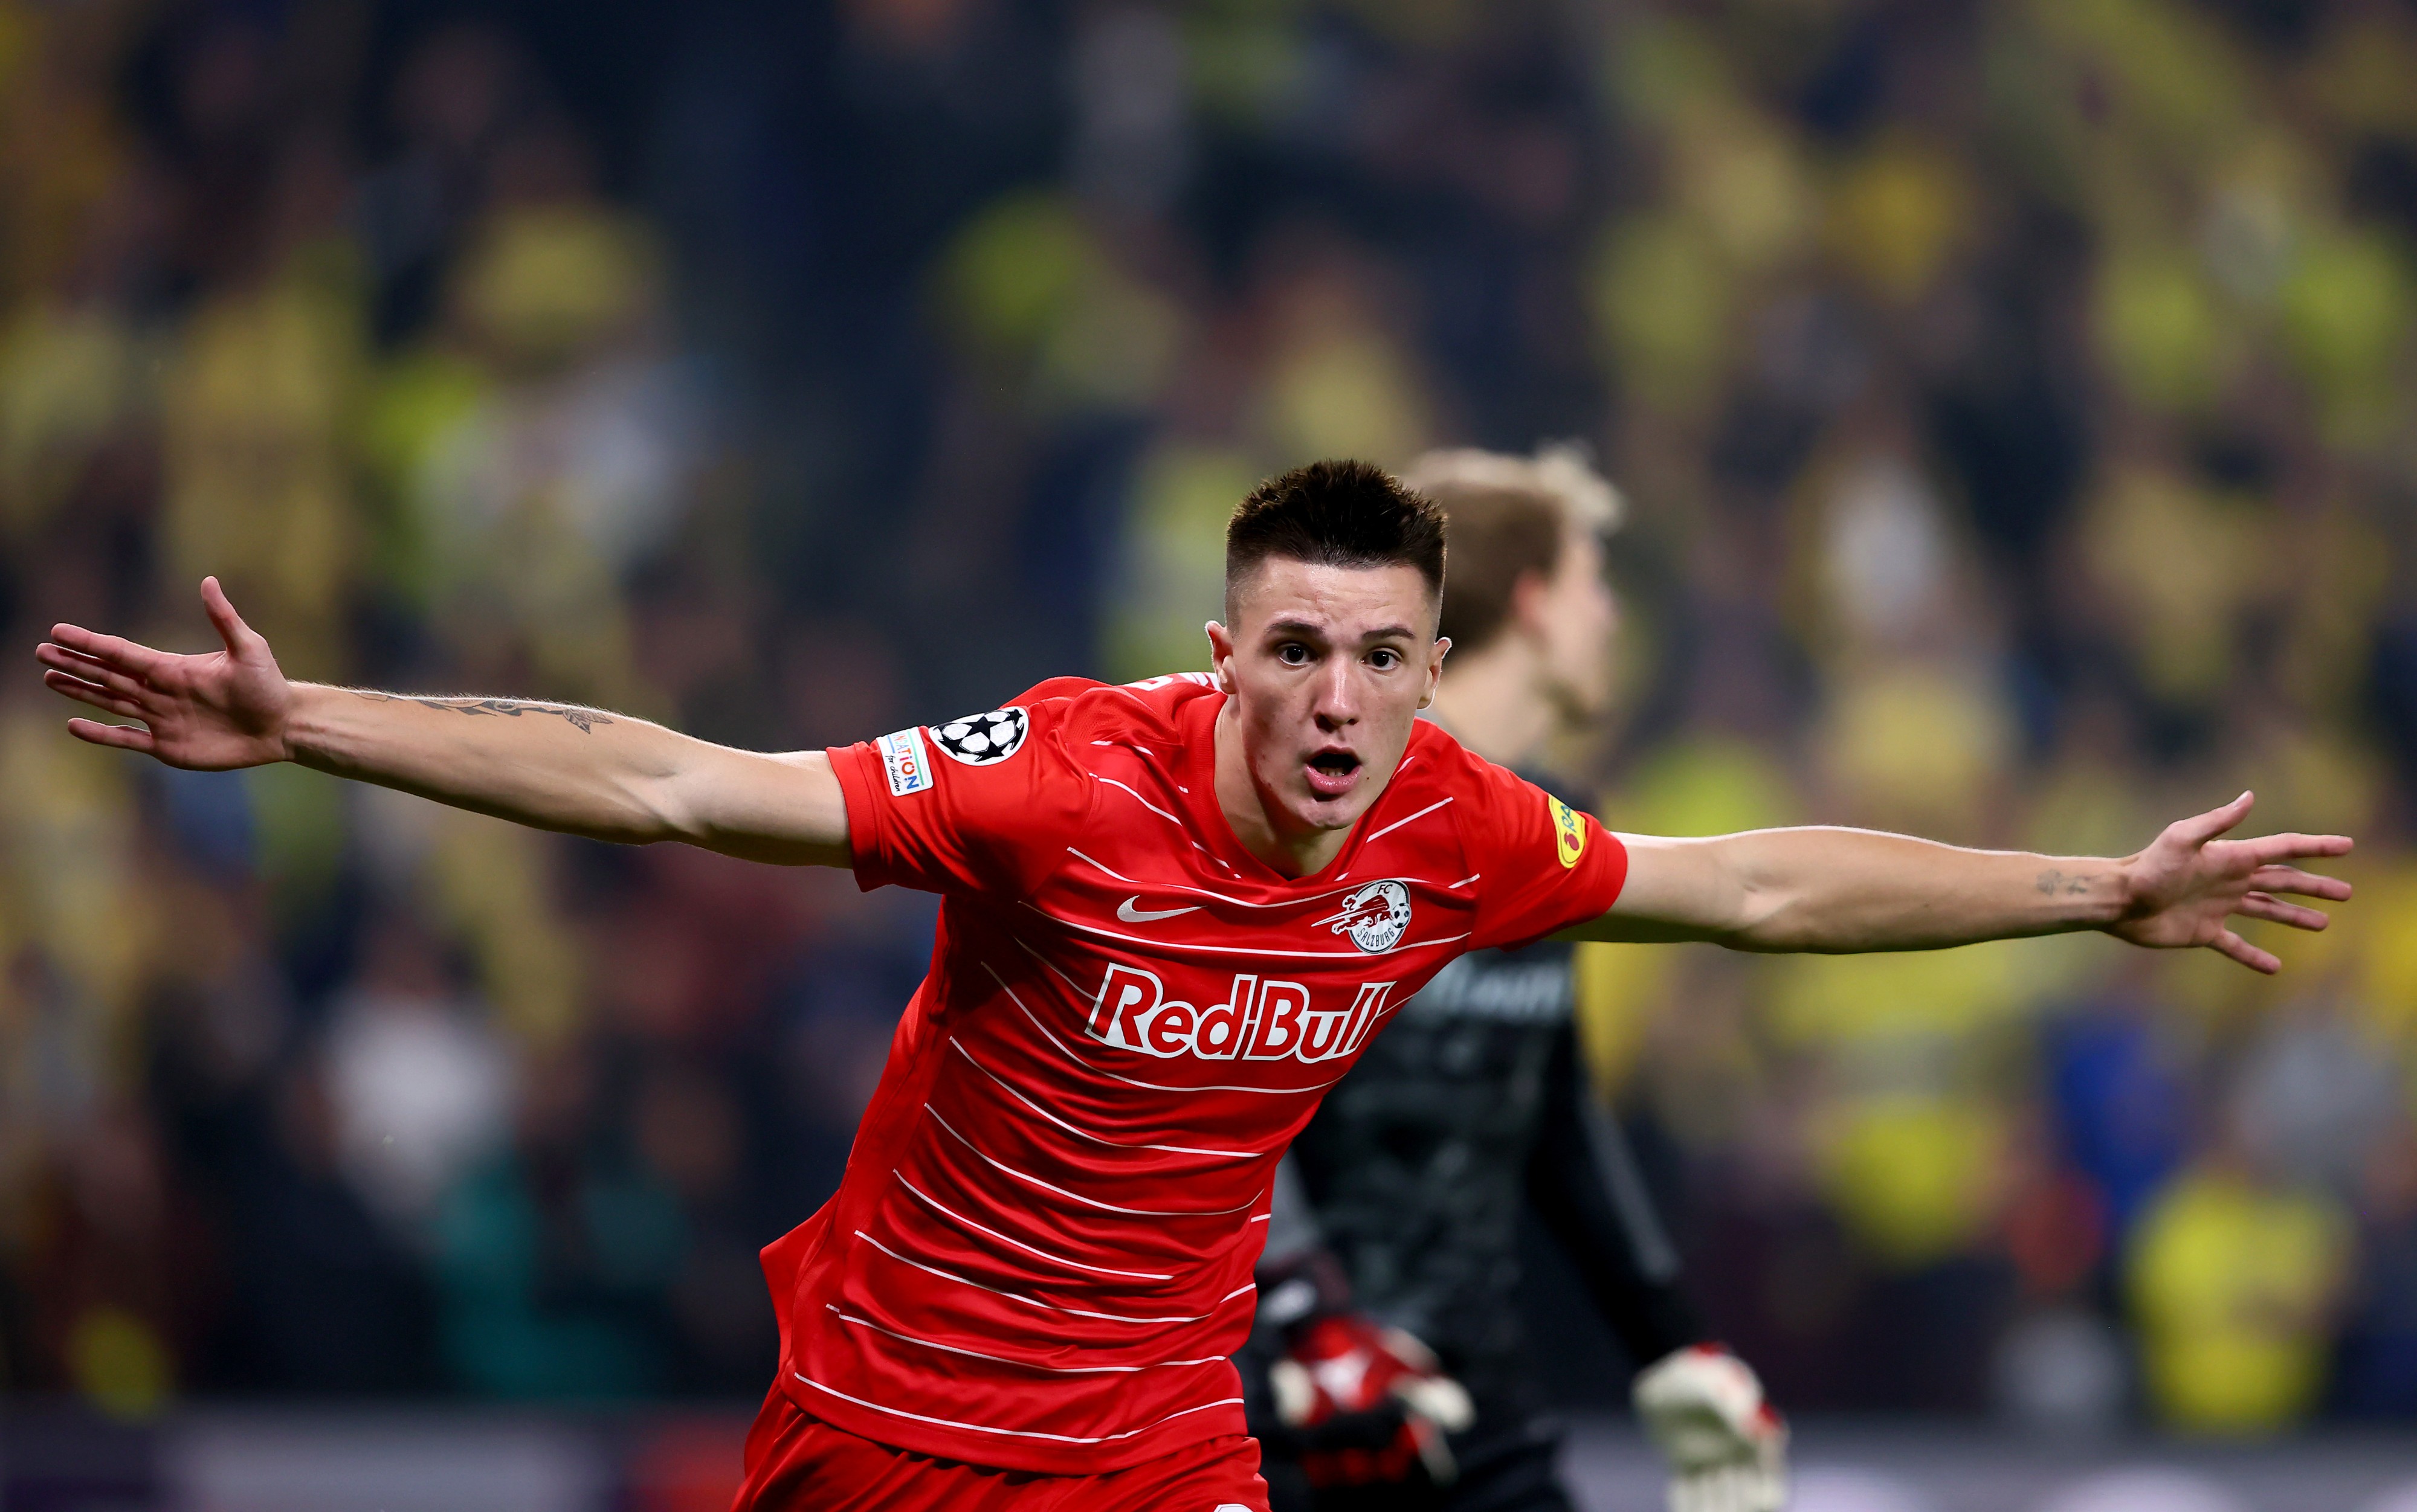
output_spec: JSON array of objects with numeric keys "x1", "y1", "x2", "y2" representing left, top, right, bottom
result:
[
  {"x1": 37, "y1": 577, "x2": 292, "y2": 769},
  {"x1": 1268, "y1": 1311, "x2": 1475, "y2": 1488},
  {"x1": 1634, "y1": 1344, "x2": 1786, "y2": 1512}
]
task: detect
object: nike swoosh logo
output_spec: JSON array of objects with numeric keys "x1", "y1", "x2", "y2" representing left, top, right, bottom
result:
[{"x1": 1117, "y1": 896, "x2": 1200, "y2": 923}]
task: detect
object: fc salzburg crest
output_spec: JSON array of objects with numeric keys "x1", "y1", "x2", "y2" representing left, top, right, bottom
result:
[{"x1": 1318, "y1": 880, "x2": 1413, "y2": 953}]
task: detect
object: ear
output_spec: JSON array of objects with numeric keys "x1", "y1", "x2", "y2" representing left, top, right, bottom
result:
[
  {"x1": 1205, "y1": 620, "x2": 1238, "y2": 694},
  {"x1": 1418, "y1": 635, "x2": 1451, "y2": 709}
]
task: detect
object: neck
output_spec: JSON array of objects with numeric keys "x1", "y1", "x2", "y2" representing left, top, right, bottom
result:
[
  {"x1": 1428, "y1": 635, "x2": 1554, "y2": 770},
  {"x1": 1211, "y1": 701, "x2": 1353, "y2": 879}
]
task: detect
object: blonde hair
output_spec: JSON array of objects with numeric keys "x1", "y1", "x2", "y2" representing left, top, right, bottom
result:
[
  {"x1": 1400, "y1": 442, "x2": 1625, "y2": 534},
  {"x1": 1401, "y1": 443, "x2": 1624, "y2": 651}
]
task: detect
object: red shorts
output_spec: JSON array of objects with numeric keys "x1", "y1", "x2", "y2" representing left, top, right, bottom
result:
[{"x1": 730, "y1": 1386, "x2": 1271, "y2": 1512}]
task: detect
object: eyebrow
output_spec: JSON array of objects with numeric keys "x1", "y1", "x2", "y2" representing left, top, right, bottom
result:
[{"x1": 1262, "y1": 616, "x2": 1421, "y2": 643}]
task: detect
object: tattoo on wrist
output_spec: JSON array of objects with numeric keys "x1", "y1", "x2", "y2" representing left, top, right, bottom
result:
[
  {"x1": 348, "y1": 690, "x2": 615, "y2": 734},
  {"x1": 2035, "y1": 869, "x2": 2092, "y2": 897}
]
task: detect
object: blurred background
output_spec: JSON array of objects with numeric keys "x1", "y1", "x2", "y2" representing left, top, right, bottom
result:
[{"x1": 2, "y1": 0, "x2": 2415, "y2": 1507}]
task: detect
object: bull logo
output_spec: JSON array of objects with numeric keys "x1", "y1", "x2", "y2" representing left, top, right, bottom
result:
[{"x1": 1316, "y1": 880, "x2": 1412, "y2": 954}]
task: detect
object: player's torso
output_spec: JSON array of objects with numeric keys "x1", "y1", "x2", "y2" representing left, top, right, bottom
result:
[{"x1": 808, "y1": 681, "x2": 1489, "y2": 1440}]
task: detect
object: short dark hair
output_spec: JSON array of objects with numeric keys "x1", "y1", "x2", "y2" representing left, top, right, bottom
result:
[{"x1": 1223, "y1": 460, "x2": 1447, "y2": 626}]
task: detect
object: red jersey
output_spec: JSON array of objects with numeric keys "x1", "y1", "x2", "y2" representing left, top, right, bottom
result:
[{"x1": 764, "y1": 674, "x2": 1628, "y2": 1475}]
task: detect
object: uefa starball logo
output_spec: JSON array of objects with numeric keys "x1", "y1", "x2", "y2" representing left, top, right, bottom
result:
[{"x1": 1085, "y1": 968, "x2": 1396, "y2": 1064}]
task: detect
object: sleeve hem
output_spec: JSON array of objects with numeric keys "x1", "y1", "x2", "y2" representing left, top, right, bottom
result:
[{"x1": 825, "y1": 742, "x2": 894, "y2": 893}]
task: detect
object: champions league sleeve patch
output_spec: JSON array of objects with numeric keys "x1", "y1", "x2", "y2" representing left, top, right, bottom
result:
[
  {"x1": 877, "y1": 728, "x2": 935, "y2": 796},
  {"x1": 933, "y1": 707, "x2": 1030, "y2": 766},
  {"x1": 1547, "y1": 794, "x2": 1587, "y2": 869}
]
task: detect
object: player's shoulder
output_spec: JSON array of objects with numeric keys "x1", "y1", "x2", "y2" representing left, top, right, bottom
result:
[
  {"x1": 1404, "y1": 721, "x2": 1590, "y2": 857},
  {"x1": 1401, "y1": 716, "x2": 1508, "y2": 796},
  {"x1": 1025, "y1": 671, "x2": 1221, "y2": 744},
  {"x1": 916, "y1": 672, "x2": 1215, "y2": 767}
]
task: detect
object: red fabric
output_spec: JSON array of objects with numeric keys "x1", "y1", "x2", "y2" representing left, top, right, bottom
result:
[
  {"x1": 767, "y1": 675, "x2": 1628, "y2": 1474},
  {"x1": 732, "y1": 1388, "x2": 1270, "y2": 1511},
  {"x1": 1282, "y1": 1314, "x2": 1434, "y2": 1422}
]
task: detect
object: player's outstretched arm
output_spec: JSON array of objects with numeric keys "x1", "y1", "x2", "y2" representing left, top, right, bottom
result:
[
  {"x1": 36, "y1": 579, "x2": 851, "y2": 866},
  {"x1": 1563, "y1": 792, "x2": 2350, "y2": 974}
]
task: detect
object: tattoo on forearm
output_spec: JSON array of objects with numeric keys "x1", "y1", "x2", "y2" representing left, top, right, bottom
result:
[
  {"x1": 347, "y1": 690, "x2": 615, "y2": 734},
  {"x1": 2035, "y1": 869, "x2": 2093, "y2": 897}
]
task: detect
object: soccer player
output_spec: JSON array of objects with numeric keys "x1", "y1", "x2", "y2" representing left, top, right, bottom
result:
[
  {"x1": 38, "y1": 460, "x2": 2349, "y2": 1512},
  {"x1": 1245, "y1": 445, "x2": 1783, "y2": 1512}
]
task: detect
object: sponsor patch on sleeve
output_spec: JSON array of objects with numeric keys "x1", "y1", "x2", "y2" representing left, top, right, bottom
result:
[
  {"x1": 1547, "y1": 794, "x2": 1587, "y2": 869},
  {"x1": 877, "y1": 727, "x2": 935, "y2": 796}
]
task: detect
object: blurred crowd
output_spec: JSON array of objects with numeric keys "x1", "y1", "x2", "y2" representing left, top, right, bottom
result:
[{"x1": 2, "y1": 0, "x2": 2415, "y2": 1442}]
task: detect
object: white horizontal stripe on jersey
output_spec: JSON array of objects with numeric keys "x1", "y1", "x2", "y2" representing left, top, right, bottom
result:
[
  {"x1": 945, "y1": 1036, "x2": 1263, "y2": 1159},
  {"x1": 792, "y1": 1370, "x2": 1244, "y2": 1446},
  {"x1": 1087, "y1": 775, "x2": 1232, "y2": 870},
  {"x1": 1358, "y1": 796, "x2": 1454, "y2": 846},
  {"x1": 894, "y1": 1174, "x2": 1173, "y2": 1280},
  {"x1": 1024, "y1": 901, "x2": 1471, "y2": 960},
  {"x1": 853, "y1": 1227, "x2": 1253, "y2": 1325},
  {"x1": 923, "y1": 1105, "x2": 1266, "y2": 1219},
  {"x1": 1087, "y1": 740, "x2": 1191, "y2": 794},
  {"x1": 1450, "y1": 873, "x2": 1480, "y2": 889},
  {"x1": 989, "y1": 954, "x2": 1343, "y2": 1096},
  {"x1": 827, "y1": 1305, "x2": 1229, "y2": 1374},
  {"x1": 1064, "y1": 848, "x2": 1456, "y2": 911}
]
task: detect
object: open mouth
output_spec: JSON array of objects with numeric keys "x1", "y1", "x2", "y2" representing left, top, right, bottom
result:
[{"x1": 1304, "y1": 748, "x2": 1362, "y2": 799}]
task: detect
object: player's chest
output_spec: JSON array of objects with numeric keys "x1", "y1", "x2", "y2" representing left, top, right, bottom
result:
[{"x1": 1008, "y1": 843, "x2": 1479, "y2": 1077}]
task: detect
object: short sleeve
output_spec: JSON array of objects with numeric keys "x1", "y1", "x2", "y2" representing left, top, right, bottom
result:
[
  {"x1": 1461, "y1": 761, "x2": 1629, "y2": 951},
  {"x1": 826, "y1": 687, "x2": 1097, "y2": 897}
]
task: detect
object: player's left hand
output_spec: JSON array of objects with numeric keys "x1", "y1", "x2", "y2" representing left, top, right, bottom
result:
[
  {"x1": 2109, "y1": 791, "x2": 2352, "y2": 974},
  {"x1": 1634, "y1": 1345, "x2": 1785, "y2": 1512}
]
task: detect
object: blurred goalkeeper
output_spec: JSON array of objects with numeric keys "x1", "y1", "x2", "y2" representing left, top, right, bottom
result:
[{"x1": 1241, "y1": 447, "x2": 1786, "y2": 1512}]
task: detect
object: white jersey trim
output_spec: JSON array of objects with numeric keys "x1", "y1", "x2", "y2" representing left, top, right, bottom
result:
[
  {"x1": 827, "y1": 1304, "x2": 1228, "y2": 1374},
  {"x1": 1359, "y1": 796, "x2": 1454, "y2": 846},
  {"x1": 923, "y1": 1104, "x2": 1265, "y2": 1219},
  {"x1": 853, "y1": 1227, "x2": 1251, "y2": 1325},
  {"x1": 791, "y1": 1369, "x2": 1242, "y2": 1446},
  {"x1": 1088, "y1": 774, "x2": 1233, "y2": 871},
  {"x1": 894, "y1": 1174, "x2": 1173, "y2": 1281},
  {"x1": 1065, "y1": 847, "x2": 1454, "y2": 912},
  {"x1": 1024, "y1": 901, "x2": 1470, "y2": 960},
  {"x1": 946, "y1": 1035, "x2": 1262, "y2": 1159}
]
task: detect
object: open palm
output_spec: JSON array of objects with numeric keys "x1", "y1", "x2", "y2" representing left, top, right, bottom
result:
[
  {"x1": 2110, "y1": 791, "x2": 2354, "y2": 973},
  {"x1": 36, "y1": 577, "x2": 293, "y2": 770}
]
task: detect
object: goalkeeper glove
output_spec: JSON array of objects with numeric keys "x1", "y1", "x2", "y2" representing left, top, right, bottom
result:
[
  {"x1": 1633, "y1": 1343, "x2": 1787, "y2": 1512},
  {"x1": 1268, "y1": 1311, "x2": 1476, "y2": 1488}
]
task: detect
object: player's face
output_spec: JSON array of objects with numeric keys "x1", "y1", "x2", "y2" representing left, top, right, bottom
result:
[
  {"x1": 1534, "y1": 526, "x2": 1618, "y2": 721},
  {"x1": 1209, "y1": 558, "x2": 1447, "y2": 844}
]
